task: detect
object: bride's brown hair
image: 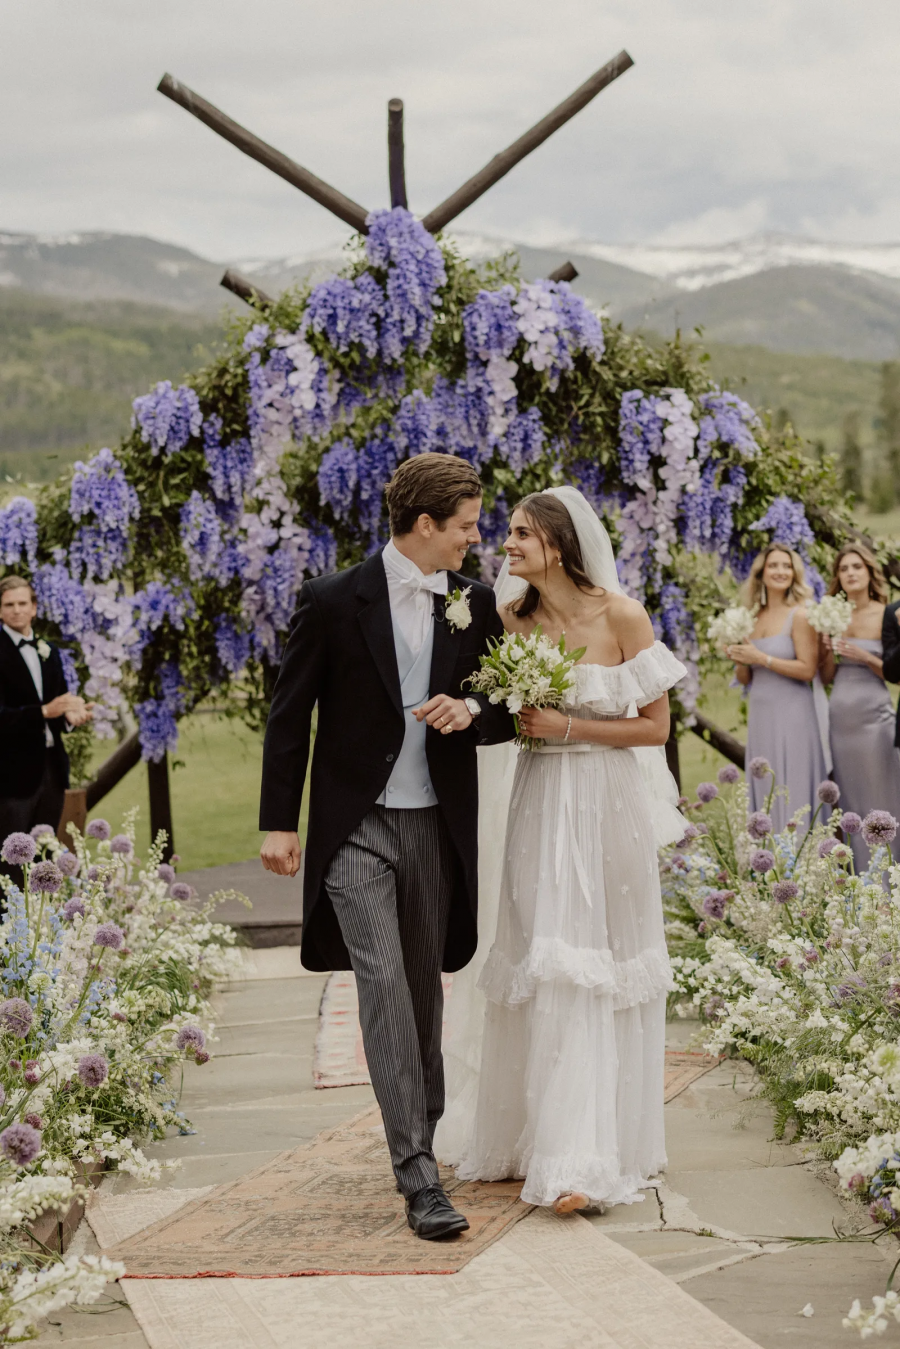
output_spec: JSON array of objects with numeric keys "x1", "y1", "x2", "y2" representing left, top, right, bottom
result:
[{"x1": 511, "y1": 493, "x2": 598, "y2": 618}]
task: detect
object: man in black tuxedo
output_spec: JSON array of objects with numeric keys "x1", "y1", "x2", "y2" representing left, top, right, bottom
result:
[
  {"x1": 0, "y1": 576, "x2": 92, "y2": 846},
  {"x1": 259, "y1": 454, "x2": 513, "y2": 1240},
  {"x1": 883, "y1": 599, "x2": 900, "y2": 744}
]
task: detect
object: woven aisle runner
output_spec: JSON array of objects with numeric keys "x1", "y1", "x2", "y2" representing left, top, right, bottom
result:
[{"x1": 314, "y1": 970, "x2": 720, "y2": 1100}]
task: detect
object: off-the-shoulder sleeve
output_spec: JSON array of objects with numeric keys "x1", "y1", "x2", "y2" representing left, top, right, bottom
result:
[{"x1": 565, "y1": 641, "x2": 687, "y2": 713}]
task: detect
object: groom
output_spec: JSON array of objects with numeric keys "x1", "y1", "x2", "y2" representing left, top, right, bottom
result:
[{"x1": 259, "y1": 453, "x2": 513, "y2": 1239}]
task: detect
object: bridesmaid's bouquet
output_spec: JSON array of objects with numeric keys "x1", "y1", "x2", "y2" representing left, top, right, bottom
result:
[
  {"x1": 467, "y1": 627, "x2": 586, "y2": 750},
  {"x1": 806, "y1": 594, "x2": 854, "y2": 641},
  {"x1": 707, "y1": 605, "x2": 756, "y2": 649}
]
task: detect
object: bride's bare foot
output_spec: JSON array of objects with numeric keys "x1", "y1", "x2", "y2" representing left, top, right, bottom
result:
[{"x1": 552, "y1": 1192, "x2": 589, "y2": 1215}]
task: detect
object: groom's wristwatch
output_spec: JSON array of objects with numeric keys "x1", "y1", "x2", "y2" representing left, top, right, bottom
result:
[{"x1": 463, "y1": 697, "x2": 481, "y2": 722}]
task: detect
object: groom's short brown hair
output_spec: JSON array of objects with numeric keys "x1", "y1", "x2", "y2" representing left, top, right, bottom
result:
[{"x1": 385, "y1": 453, "x2": 482, "y2": 536}]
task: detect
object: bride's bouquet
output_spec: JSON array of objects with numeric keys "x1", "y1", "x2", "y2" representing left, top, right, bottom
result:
[
  {"x1": 805, "y1": 593, "x2": 854, "y2": 641},
  {"x1": 467, "y1": 627, "x2": 586, "y2": 751},
  {"x1": 707, "y1": 605, "x2": 756, "y2": 649}
]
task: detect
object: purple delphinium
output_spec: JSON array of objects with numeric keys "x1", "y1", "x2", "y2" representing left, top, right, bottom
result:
[
  {"x1": 718, "y1": 764, "x2": 741, "y2": 785},
  {"x1": 1, "y1": 832, "x2": 36, "y2": 866},
  {"x1": 93, "y1": 923, "x2": 124, "y2": 950},
  {"x1": 696, "y1": 782, "x2": 718, "y2": 804},
  {"x1": 157, "y1": 864, "x2": 176, "y2": 885},
  {"x1": 170, "y1": 882, "x2": 195, "y2": 902},
  {"x1": 0, "y1": 999, "x2": 33, "y2": 1038},
  {"x1": 110, "y1": 835, "x2": 133, "y2": 857},
  {"x1": 817, "y1": 780, "x2": 841, "y2": 806},
  {"x1": 77, "y1": 1053, "x2": 109, "y2": 1088},
  {"x1": 817, "y1": 837, "x2": 839, "y2": 858},
  {"x1": 750, "y1": 849, "x2": 776, "y2": 873},
  {"x1": 772, "y1": 880, "x2": 799, "y2": 904},
  {"x1": 86, "y1": 819, "x2": 111, "y2": 841},
  {"x1": 61, "y1": 896, "x2": 85, "y2": 921},
  {"x1": 29, "y1": 861, "x2": 62, "y2": 895},
  {"x1": 862, "y1": 810, "x2": 899, "y2": 848},
  {"x1": 56, "y1": 851, "x2": 79, "y2": 877},
  {"x1": 702, "y1": 891, "x2": 729, "y2": 920},
  {"x1": 749, "y1": 756, "x2": 771, "y2": 780},
  {"x1": 175, "y1": 1026, "x2": 206, "y2": 1055},
  {"x1": 0, "y1": 1122, "x2": 41, "y2": 1166},
  {"x1": 840, "y1": 812, "x2": 863, "y2": 836},
  {"x1": 747, "y1": 811, "x2": 773, "y2": 840}
]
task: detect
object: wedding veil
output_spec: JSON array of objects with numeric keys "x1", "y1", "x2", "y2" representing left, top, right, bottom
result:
[{"x1": 493, "y1": 484, "x2": 622, "y2": 609}]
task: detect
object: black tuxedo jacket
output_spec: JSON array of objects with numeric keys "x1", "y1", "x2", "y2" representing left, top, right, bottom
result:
[
  {"x1": 259, "y1": 551, "x2": 515, "y2": 972},
  {"x1": 882, "y1": 601, "x2": 900, "y2": 747},
  {"x1": 0, "y1": 630, "x2": 69, "y2": 798}
]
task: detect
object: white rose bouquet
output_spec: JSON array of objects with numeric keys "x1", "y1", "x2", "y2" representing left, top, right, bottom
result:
[
  {"x1": 707, "y1": 605, "x2": 756, "y2": 649},
  {"x1": 466, "y1": 626, "x2": 585, "y2": 751},
  {"x1": 805, "y1": 593, "x2": 854, "y2": 641}
]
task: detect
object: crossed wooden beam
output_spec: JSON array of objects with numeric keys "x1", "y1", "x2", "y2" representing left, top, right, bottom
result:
[{"x1": 157, "y1": 52, "x2": 633, "y2": 308}]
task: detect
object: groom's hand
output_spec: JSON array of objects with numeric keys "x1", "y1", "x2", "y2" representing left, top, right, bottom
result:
[
  {"x1": 260, "y1": 831, "x2": 302, "y2": 877},
  {"x1": 412, "y1": 695, "x2": 473, "y2": 735}
]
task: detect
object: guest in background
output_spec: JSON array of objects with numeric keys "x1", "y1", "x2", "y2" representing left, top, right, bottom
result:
[
  {"x1": 727, "y1": 544, "x2": 826, "y2": 831},
  {"x1": 821, "y1": 545, "x2": 900, "y2": 868},
  {"x1": 0, "y1": 575, "x2": 92, "y2": 846}
]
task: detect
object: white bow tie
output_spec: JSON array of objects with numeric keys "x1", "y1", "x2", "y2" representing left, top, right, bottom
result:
[{"x1": 403, "y1": 571, "x2": 448, "y2": 598}]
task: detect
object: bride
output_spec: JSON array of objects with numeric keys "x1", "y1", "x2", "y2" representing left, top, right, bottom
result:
[{"x1": 435, "y1": 485, "x2": 686, "y2": 1213}]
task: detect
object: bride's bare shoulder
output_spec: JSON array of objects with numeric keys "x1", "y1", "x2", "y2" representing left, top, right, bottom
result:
[{"x1": 604, "y1": 593, "x2": 656, "y2": 648}]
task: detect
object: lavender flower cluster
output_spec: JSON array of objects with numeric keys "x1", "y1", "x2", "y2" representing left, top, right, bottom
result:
[{"x1": 132, "y1": 381, "x2": 202, "y2": 456}]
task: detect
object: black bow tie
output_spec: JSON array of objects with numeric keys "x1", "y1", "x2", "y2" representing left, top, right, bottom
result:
[{"x1": 16, "y1": 637, "x2": 36, "y2": 649}]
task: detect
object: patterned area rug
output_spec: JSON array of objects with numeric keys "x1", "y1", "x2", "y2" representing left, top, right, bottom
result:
[
  {"x1": 314, "y1": 971, "x2": 719, "y2": 1100},
  {"x1": 104, "y1": 1107, "x2": 531, "y2": 1277}
]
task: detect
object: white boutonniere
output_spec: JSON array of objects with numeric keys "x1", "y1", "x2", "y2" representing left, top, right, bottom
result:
[
  {"x1": 36, "y1": 639, "x2": 51, "y2": 661},
  {"x1": 445, "y1": 586, "x2": 473, "y2": 632}
]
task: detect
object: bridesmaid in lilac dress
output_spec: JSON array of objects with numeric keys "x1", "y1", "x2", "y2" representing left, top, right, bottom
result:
[
  {"x1": 820, "y1": 544, "x2": 900, "y2": 868},
  {"x1": 726, "y1": 544, "x2": 826, "y2": 831}
]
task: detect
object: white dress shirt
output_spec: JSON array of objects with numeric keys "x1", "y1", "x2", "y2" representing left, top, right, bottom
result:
[
  {"x1": 3, "y1": 623, "x2": 53, "y2": 746},
  {"x1": 381, "y1": 539, "x2": 448, "y2": 657}
]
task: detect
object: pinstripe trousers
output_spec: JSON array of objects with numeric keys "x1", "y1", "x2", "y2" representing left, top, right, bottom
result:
[{"x1": 324, "y1": 805, "x2": 456, "y2": 1196}]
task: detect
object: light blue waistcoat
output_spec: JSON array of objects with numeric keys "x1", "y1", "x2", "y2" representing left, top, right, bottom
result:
[{"x1": 377, "y1": 612, "x2": 437, "y2": 809}]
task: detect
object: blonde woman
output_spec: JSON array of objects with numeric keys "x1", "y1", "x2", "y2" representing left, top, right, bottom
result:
[
  {"x1": 726, "y1": 544, "x2": 826, "y2": 830},
  {"x1": 820, "y1": 545, "x2": 900, "y2": 866}
]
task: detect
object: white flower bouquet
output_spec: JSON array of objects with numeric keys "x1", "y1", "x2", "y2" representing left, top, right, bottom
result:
[
  {"x1": 466, "y1": 626, "x2": 585, "y2": 750},
  {"x1": 707, "y1": 605, "x2": 756, "y2": 649},
  {"x1": 805, "y1": 593, "x2": 854, "y2": 641}
]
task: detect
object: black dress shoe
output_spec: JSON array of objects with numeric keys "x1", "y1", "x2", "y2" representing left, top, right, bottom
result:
[{"x1": 405, "y1": 1185, "x2": 470, "y2": 1240}]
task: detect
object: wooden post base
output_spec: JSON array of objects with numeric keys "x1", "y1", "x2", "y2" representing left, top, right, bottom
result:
[{"x1": 57, "y1": 787, "x2": 87, "y2": 845}]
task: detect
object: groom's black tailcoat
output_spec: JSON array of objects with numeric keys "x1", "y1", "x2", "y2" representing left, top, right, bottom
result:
[{"x1": 259, "y1": 551, "x2": 513, "y2": 973}]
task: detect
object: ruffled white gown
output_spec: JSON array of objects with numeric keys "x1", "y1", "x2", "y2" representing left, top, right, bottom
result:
[{"x1": 444, "y1": 642, "x2": 685, "y2": 1209}]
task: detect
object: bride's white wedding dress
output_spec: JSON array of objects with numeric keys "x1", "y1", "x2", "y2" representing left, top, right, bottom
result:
[{"x1": 435, "y1": 642, "x2": 686, "y2": 1209}]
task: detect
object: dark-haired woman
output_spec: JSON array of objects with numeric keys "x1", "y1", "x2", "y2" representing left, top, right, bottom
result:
[{"x1": 820, "y1": 545, "x2": 900, "y2": 867}]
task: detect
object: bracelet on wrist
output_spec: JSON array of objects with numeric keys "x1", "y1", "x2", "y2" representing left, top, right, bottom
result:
[{"x1": 563, "y1": 715, "x2": 573, "y2": 743}]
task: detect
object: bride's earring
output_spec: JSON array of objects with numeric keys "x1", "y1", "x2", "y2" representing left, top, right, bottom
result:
[{"x1": 557, "y1": 555, "x2": 563, "y2": 567}]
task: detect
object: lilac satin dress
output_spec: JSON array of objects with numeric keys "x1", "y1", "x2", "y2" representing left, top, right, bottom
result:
[
  {"x1": 830, "y1": 638, "x2": 900, "y2": 868},
  {"x1": 747, "y1": 609, "x2": 827, "y2": 831}
]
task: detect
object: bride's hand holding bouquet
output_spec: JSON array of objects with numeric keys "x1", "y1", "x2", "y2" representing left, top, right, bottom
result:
[{"x1": 466, "y1": 626, "x2": 585, "y2": 751}]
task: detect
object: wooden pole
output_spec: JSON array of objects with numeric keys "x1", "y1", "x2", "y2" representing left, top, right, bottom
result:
[
  {"x1": 221, "y1": 268, "x2": 274, "y2": 309},
  {"x1": 690, "y1": 712, "x2": 746, "y2": 770},
  {"x1": 388, "y1": 98, "x2": 408, "y2": 210},
  {"x1": 85, "y1": 731, "x2": 141, "y2": 809},
  {"x1": 147, "y1": 754, "x2": 175, "y2": 862},
  {"x1": 157, "y1": 73, "x2": 371, "y2": 234},
  {"x1": 422, "y1": 50, "x2": 634, "y2": 234},
  {"x1": 548, "y1": 260, "x2": 579, "y2": 283},
  {"x1": 664, "y1": 721, "x2": 681, "y2": 793}
]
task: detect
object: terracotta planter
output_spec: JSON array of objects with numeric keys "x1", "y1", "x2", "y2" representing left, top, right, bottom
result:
[{"x1": 57, "y1": 787, "x2": 87, "y2": 846}]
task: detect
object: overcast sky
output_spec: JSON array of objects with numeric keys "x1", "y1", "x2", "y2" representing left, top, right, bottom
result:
[{"x1": 3, "y1": 0, "x2": 900, "y2": 262}]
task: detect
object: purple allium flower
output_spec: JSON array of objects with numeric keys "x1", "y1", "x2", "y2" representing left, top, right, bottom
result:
[
  {"x1": 109, "y1": 835, "x2": 132, "y2": 857},
  {"x1": 77, "y1": 1053, "x2": 109, "y2": 1088},
  {"x1": 747, "y1": 811, "x2": 773, "y2": 840},
  {"x1": 775, "y1": 956, "x2": 791, "y2": 970},
  {"x1": 175, "y1": 1026, "x2": 206, "y2": 1054},
  {"x1": 818, "y1": 780, "x2": 840, "y2": 806},
  {"x1": 697, "y1": 782, "x2": 719, "y2": 803},
  {"x1": 869, "y1": 1197, "x2": 897, "y2": 1225},
  {"x1": 0, "y1": 1122, "x2": 41, "y2": 1166},
  {"x1": 0, "y1": 999, "x2": 32, "y2": 1038},
  {"x1": 56, "y1": 851, "x2": 79, "y2": 877},
  {"x1": 702, "y1": 891, "x2": 729, "y2": 920},
  {"x1": 817, "y1": 837, "x2": 839, "y2": 858},
  {"x1": 61, "y1": 896, "x2": 85, "y2": 921},
  {"x1": 93, "y1": 923, "x2": 124, "y2": 950},
  {"x1": 750, "y1": 849, "x2": 776, "y2": 873},
  {"x1": 86, "y1": 819, "x2": 111, "y2": 841},
  {"x1": 863, "y1": 810, "x2": 899, "y2": 849},
  {"x1": 703, "y1": 995, "x2": 725, "y2": 1021},
  {"x1": 194, "y1": 1051, "x2": 210, "y2": 1066},
  {"x1": 23, "y1": 1060, "x2": 40, "y2": 1085},
  {"x1": 1, "y1": 833, "x2": 36, "y2": 867},
  {"x1": 24, "y1": 1113, "x2": 42, "y2": 1130},
  {"x1": 29, "y1": 861, "x2": 62, "y2": 895},
  {"x1": 8, "y1": 1060, "x2": 20, "y2": 1074},
  {"x1": 170, "y1": 882, "x2": 195, "y2": 902},
  {"x1": 29, "y1": 824, "x2": 55, "y2": 842},
  {"x1": 157, "y1": 864, "x2": 176, "y2": 885},
  {"x1": 111, "y1": 1011, "x2": 127, "y2": 1023},
  {"x1": 804, "y1": 947, "x2": 820, "y2": 963},
  {"x1": 841, "y1": 812, "x2": 863, "y2": 836},
  {"x1": 749, "y1": 756, "x2": 771, "y2": 780},
  {"x1": 718, "y1": 764, "x2": 741, "y2": 785},
  {"x1": 86, "y1": 866, "x2": 100, "y2": 882},
  {"x1": 772, "y1": 880, "x2": 799, "y2": 904}
]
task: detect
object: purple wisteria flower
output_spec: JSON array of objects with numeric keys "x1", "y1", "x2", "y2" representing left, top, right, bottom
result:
[
  {"x1": 29, "y1": 861, "x2": 62, "y2": 895},
  {"x1": 214, "y1": 617, "x2": 251, "y2": 677},
  {"x1": 132, "y1": 381, "x2": 202, "y2": 456},
  {"x1": 170, "y1": 883, "x2": 196, "y2": 902},
  {"x1": 61, "y1": 897, "x2": 85, "y2": 921},
  {"x1": 0, "y1": 496, "x2": 38, "y2": 568},
  {"x1": 135, "y1": 697, "x2": 179, "y2": 765},
  {"x1": 203, "y1": 416, "x2": 253, "y2": 518},
  {"x1": 750, "y1": 849, "x2": 776, "y2": 873},
  {"x1": 747, "y1": 811, "x2": 773, "y2": 840},
  {"x1": 364, "y1": 207, "x2": 447, "y2": 360},
  {"x1": 1, "y1": 1122, "x2": 41, "y2": 1166},
  {"x1": 86, "y1": 819, "x2": 111, "y2": 841},
  {"x1": 840, "y1": 812, "x2": 863, "y2": 835},
  {"x1": 749, "y1": 757, "x2": 771, "y2": 780},
  {"x1": 817, "y1": 837, "x2": 839, "y2": 858},
  {"x1": 179, "y1": 491, "x2": 224, "y2": 582},
  {"x1": 157, "y1": 864, "x2": 176, "y2": 885},
  {"x1": 110, "y1": 835, "x2": 133, "y2": 857},
  {"x1": 0, "y1": 999, "x2": 33, "y2": 1038},
  {"x1": 93, "y1": 923, "x2": 124, "y2": 950},
  {"x1": 701, "y1": 891, "x2": 730, "y2": 919},
  {"x1": 772, "y1": 880, "x2": 799, "y2": 904},
  {"x1": 817, "y1": 781, "x2": 841, "y2": 806},
  {"x1": 68, "y1": 447, "x2": 140, "y2": 579},
  {"x1": 696, "y1": 782, "x2": 718, "y2": 803},
  {"x1": 862, "y1": 810, "x2": 899, "y2": 848},
  {"x1": 77, "y1": 1054, "x2": 109, "y2": 1088},
  {"x1": 1, "y1": 833, "x2": 36, "y2": 866},
  {"x1": 23, "y1": 1061, "x2": 40, "y2": 1085},
  {"x1": 718, "y1": 764, "x2": 741, "y2": 785},
  {"x1": 56, "y1": 851, "x2": 79, "y2": 877},
  {"x1": 317, "y1": 440, "x2": 359, "y2": 520},
  {"x1": 175, "y1": 1026, "x2": 206, "y2": 1055}
]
